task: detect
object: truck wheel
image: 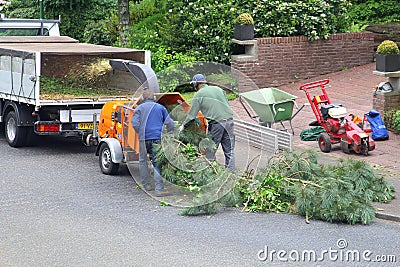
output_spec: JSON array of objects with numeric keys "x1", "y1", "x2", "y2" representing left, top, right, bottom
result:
[
  {"x1": 318, "y1": 132, "x2": 332, "y2": 153},
  {"x1": 99, "y1": 143, "x2": 119, "y2": 175},
  {"x1": 5, "y1": 111, "x2": 27, "y2": 147}
]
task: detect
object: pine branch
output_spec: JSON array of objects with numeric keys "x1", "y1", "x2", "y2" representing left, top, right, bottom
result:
[{"x1": 283, "y1": 177, "x2": 322, "y2": 188}]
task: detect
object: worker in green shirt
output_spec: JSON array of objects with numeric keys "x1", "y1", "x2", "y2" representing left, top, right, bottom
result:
[{"x1": 180, "y1": 74, "x2": 235, "y2": 171}]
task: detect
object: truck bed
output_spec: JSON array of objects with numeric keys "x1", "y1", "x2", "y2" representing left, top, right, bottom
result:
[
  {"x1": 0, "y1": 36, "x2": 144, "y2": 57},
  {"x1": 0, "y1": 36, "x2": 147, "y2": 107}
]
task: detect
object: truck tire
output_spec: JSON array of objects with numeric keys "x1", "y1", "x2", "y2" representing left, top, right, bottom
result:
[
  {"x1": 318, "y1": 132, "x2": 332, "y2": 153},
  {"x1": 99, "y1": 143, "x2": 120, "y2": 175},
  {"x1": 5, "y1": 111, "x2": 27, "y2": 147}
]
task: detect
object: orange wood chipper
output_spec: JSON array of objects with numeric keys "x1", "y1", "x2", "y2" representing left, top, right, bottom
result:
[
  {"x1": 94, "y1": 92, "x2": 206, "y2": 175},
  {"x1": 92, "y1": 59, "x2": 207, "y2": 174}
]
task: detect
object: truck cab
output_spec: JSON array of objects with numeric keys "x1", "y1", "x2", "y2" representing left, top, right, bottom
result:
[{"x1": 0, "y1": 14, "x2": 60, "y2": 36}]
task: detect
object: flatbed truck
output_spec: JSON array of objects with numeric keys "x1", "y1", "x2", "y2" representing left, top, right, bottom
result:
[{"x1": 0, "y1": 17, "x2": 152, "y2": 147}]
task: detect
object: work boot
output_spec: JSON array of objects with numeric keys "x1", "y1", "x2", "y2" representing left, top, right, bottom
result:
[
  {"x1": 154, "y1": 190, "x2": 171, "y2": 197},
  {"x1": 143, "y1": 184, "x2": 154, "y2": 191}
]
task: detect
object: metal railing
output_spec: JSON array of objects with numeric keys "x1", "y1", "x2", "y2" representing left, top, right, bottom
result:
[{"x1": 234, "y1": 119, "x2": 292, "y2": 153}]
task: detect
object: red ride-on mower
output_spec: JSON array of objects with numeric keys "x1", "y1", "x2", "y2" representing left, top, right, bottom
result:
[{"x1": 299, "y1": 79, "x2": 375, "y2": 155}]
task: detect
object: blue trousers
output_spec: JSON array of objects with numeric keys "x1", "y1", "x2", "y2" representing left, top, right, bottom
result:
[{"x1": 139, "y1": 139, "x2": 164, "y2": 192}]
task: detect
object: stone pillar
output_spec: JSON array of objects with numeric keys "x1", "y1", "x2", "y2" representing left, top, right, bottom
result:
[
  {"x1": 373, "y1": 70, "x2": 400, "y2": 91},
  {"x1": 373, "y1": 90, "x2": 400, "y2": 115}
]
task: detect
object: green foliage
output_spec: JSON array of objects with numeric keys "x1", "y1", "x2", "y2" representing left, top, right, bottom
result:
[
  {"x1": 208, "y1": 73, "x2": 238, "y2": 93},
  {"x1": 130, "y1": 0, "x2": 159, "y2": 24},
  {"x1": 235, "y1": 13, "x2": 254, "y2": 25},
  {"x1": 128, "y1": 13, "x2": 197, "y2": 73},
  {"x1": 239, "y1": 150, "x2": 396, "y2": 225},
  {"x1": 163, "y1": 0, "x2": 352, "y2": 65},
  {"x1": 389, "y1": 109, "x2": 400, "y2": 132},
  {"x1": 155, "y1": 62, "x2": 238, "y2": 94},
  {"x1": 377, "y1": 40, "x2": 400, "y2": 55},
  {"x1": 348, "y1": 22, "x2": 368, "y2": 33},
  {"x1": 241, "y1": 172, "x2": 291, "y2": 212},
  {"x1": 6, "y1": 0, "x2": 117, "y2": 42},
  {"x1": 249, "y1": 0, "x2": 351, "y2": 40},
  {"x1": 156, "y1": 127, "x2": 395, "y2": 223},
  {"x1": 155, "y1": 122, "x2": 241, "y2": 215},
  {"x1": 383, "y1": 108, "x2": 400, "y2": 133},
  {"x1": 348, "y1": 0, "x2": 400, "y2": 25},
  {"x1": 165, "y1": 1, "x2": 238, "y2": 64},
  {"x1": 83, "y1": 18, "x2": 118, "y2": 46},
  {"x1": 152, "y1": 47, "x2": 197, "y2": 74},
  {"x1": 4, "y1": 0, "x2": 36, "y2": 18}
]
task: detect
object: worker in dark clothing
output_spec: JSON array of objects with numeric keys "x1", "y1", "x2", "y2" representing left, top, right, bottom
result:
[
  {"x1": 132, "y1": 89, "x2": 174, "y2": 196},
  {"x1": 180, "y1": 74, "x2": 235, "y2": 171}
]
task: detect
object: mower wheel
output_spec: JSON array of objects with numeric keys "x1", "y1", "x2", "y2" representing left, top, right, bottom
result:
[
  {"x1": 318, "y1": 132, "x2": 332, "y2": 153},
  {"x1": 340, "y1": 140, "x2": 350, "y2": 154}
]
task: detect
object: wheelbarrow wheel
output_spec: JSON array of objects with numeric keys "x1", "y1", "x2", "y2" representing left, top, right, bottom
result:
[{"x1": 318, "y1": 132, "x2": 332, "y2": 153}]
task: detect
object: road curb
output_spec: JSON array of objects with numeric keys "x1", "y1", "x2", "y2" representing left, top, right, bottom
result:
[{"x1": 376, "y1": 212, "x2": 400, "y2": 222}]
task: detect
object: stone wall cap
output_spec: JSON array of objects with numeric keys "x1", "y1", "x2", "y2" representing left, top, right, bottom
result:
[
  {"x1": 373, "y1": 70, "x2": 400, "y2": 78},
  {"x1": 231, "y1": 38, "x2": 257, "y2": 45}
]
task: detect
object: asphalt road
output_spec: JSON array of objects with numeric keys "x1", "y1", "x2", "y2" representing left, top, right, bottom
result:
[{"x1": 0, "y1": 128, "x2": 399, "y2": 266}]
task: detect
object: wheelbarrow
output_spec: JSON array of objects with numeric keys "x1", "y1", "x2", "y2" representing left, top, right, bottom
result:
[{"x1": 239, "y1": 87, "x2": 305, "y2": 134}]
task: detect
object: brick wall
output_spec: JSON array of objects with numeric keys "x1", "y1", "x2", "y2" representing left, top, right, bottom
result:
[
  {"x1": 373, "y1": 90, "x2": 400, "y2": 115},
  {"x1": 232, "y1": 32, "x2": 376, "y2": 91}
]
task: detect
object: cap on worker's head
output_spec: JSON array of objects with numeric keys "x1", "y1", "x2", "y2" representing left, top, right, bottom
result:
[{"x1": 190, "y1": 74, "x2": 207, "y2": 88}]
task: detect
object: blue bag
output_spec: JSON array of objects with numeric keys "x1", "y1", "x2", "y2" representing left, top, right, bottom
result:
[{"x1": 365, "y1": 109, "x2": 389, "y2": 141}]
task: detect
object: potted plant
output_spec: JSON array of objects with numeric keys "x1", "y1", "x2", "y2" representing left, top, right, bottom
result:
[
  {"x1": 234, "y1": 13, "x2": 254, "y2": 41},
  {"x1": 376, "y1": 40, "x2": 400, "y2": 72}
]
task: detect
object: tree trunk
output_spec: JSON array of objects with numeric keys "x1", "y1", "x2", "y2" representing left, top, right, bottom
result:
[{"x1": 118, "y1": 0, "x2": 129, "y2": 47}]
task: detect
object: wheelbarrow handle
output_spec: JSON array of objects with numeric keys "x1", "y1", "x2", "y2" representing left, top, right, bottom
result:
[{"x1": 238, "y1": 95, "x2": 259, "y2": 122}]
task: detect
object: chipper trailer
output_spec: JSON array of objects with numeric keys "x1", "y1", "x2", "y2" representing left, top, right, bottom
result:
[{"x1": 94, "y1": 63, "x2": 206, "y2": 175}]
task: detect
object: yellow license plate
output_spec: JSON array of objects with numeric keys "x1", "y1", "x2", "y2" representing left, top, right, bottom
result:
[{"x1": 77, "y1": 122, "x2": 94, "y2": 130}]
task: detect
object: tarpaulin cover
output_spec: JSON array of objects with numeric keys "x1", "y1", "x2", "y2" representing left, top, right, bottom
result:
[
  {"x1": 365, "y1": 109, "x2": 389, "y2": 141},
  {"x1": 300, "y1": 126, "x2": 325, "y2": 141}
]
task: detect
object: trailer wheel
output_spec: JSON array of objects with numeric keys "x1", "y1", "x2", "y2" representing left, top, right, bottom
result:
[
  {"x1": 99, "y1": 143, "x2": 119, "y2": 175},
  {"x1": 318, "y1": 132, "x2": 332, "y2": 153},
  {"x1": 5, "y1": 111, "x2": 27, "y2": 147}
]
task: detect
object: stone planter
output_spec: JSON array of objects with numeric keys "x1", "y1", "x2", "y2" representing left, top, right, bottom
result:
[
  {"x1": 376, "y1": 53, "x2": 400, "y2": 72},
  {"x1": 234, "y1": 24, "x2": 254, "y2": 41}
]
